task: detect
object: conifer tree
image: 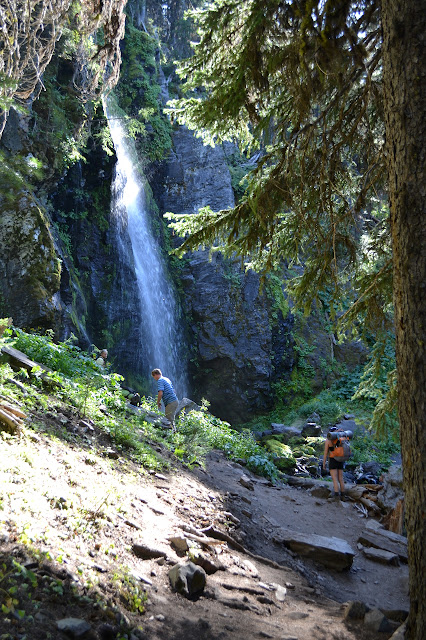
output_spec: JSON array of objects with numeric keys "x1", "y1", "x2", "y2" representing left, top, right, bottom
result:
[{"x1": 167, "y1": 2, "x2": 425, "y2": 636}]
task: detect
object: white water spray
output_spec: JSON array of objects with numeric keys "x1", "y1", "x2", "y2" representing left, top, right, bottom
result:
[{"x1": 104, "y1": 99, "x2": 187, "y2": 395}]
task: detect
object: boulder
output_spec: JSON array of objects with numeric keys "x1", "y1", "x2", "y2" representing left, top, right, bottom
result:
[
  {"x1": 239, "y1": 475, "x2": 255, "y2": 491},
  {"x1": 301, "y1": 422, "x2": 322, "y2": 437},
  {"x1": 175, "y1": 397, "x2": 202, "y2": 419},
  {"x1": 56, "y1": 618, "x2": 91, "y2": 637},
  {"x1": 273, "y1": 426, "x2": 303, "y2": 443},
  {"x1": 168, "y1": 562, "x2": 206, "y2": 597},
  {"x1": 310, "y1": 485, "x2": 332, "y2": 499},
  {"x1": 364, "y1": 609, "x2": 399, "y2": 633},
  {"x1": 274, "y1": 530, "x2": 355, "y2": 571},
  {"x1": 343, "y1": 601, "x2": 367, "y2": 620},
  {"x1": 377, "y1": 466, "x2": 404, "y2": 512}
]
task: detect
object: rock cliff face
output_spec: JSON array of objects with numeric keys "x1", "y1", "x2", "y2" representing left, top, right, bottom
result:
[
  {"x1": 152, "y1": 127, "x2": 293, "y2": 421},
  {"x1": 49, "y1": 149, "x2": 145, "y2": 383}
]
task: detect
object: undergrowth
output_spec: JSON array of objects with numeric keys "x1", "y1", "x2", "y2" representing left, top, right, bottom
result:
[
  {"x1": 0, "y1": 326, "x2": 279, "y2": 479},
  {"x1": 0, "y1": 324, "x2": 399, "y2": 479}
]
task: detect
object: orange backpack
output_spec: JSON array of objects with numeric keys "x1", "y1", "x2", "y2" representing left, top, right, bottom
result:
[{"x1": 328, "y1": 430, "x2": 352, "y2": 462}]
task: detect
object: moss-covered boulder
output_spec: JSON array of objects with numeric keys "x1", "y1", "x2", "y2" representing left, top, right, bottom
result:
[
  {"x1": 0, "y1": 197, "x2": 61, "y2": 329},
  {"x1": 264, "y1": 438, "x2": 297, "y2": 472}
]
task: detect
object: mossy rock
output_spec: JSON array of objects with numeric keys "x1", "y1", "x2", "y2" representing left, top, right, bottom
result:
[
  {"x1": 288, "y1": 436, "x2": 307, "y2": 446},
  {"x1": 264, "y1": 438, "x2": 293, "y2": 458},
  {"x1": 292, "y1": 445, "x2": 316, "y2": 458},
  {"x1": 273, "y1": 455, "x2": 297, "y2": 472},
  {"x1": 260, "y1": 434, "x2": 285, "y2": 445},
  {"x1": 305, "y1": 437, "x2": 325, "y2": 456}
]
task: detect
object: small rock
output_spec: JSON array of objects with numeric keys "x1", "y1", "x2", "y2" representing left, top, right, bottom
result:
[
  {"x1": 94, "y1": 565, "x2": 108, "y2": 573},
  {"x1": 168, "y1": 562, "x2": 206, "y2": 597},
  {"x1": 35, "y1": 610, "x2": 55, "y2": 622},
  {"x1": 155, "y1": 614, "x2": 166, "y2": 622},
  {"x1": 57, "y1": 618, "x2": 91, "y2": 637},
  {"x1": 133, "y1": 543, "x2": 167, "y2": 560},
  {"x1": 274, "y1": 585, "x2": 287, "y2": 602},
  {"x1": 223, "y1": 511, "x2": 241, "y2": 526},
  {"x1": 203, "y1": 586, "x2": 221, "y2": 599},
  {"x1": 310, "y1": 486, "x2": 332, "y2": 499},
  {"x1": 169, "y1": 536, "x2": 189, "y2": 553},
  {"x1": 362, "y1": 547, "x2": 400, "y2": 565},
  {"x1": 257, "y1": 595, "x2": 275, "y2": 605},
  {"x1": 343, "y1": 601, "x2": 367, "y2": 620},
  {"x1": 239, "y1": 475, "x2": 255, "y2": 491},
  {"x1": 191, "y1": 551, "x2": 225, "y2": 575},
  {"x1": 287, "y1": 612, "x2": 309, "y2": 620},
  {"x1": 130, "y1": 570, "x2": 153, "y2": 586}
]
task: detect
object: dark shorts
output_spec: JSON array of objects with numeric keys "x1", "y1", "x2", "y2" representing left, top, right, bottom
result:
[{"x1": 329, "y1": 457, "x2": 344, "y2": 470}]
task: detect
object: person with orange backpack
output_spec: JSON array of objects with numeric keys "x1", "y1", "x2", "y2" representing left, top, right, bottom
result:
[{"x1": 323, "y1": 427, "x2": 352, "y2": 500}]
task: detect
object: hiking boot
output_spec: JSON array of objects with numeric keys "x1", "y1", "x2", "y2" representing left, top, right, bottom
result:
[{"x1": 340, "y1": 493, "x2": 349, "y2": 502}]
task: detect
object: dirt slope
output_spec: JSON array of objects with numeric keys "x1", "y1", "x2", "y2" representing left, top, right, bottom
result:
[{"x1": 0, "y1": 413, "x2": 408, "y2": 640}]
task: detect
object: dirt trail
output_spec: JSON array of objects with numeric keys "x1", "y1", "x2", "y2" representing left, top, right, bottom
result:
[{"x1": 195, "y1": 451, "x2": 409, "y2": 612}]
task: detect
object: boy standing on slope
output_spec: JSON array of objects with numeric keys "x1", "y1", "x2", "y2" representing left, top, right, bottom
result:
[{"x1": 151, "y1": 368, "x2": 179, "y2": 430}]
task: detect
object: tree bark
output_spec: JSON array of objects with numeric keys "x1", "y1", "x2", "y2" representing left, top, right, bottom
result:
[{"x1": 381, "y1": 1, "x2": 426, "y2": 638}]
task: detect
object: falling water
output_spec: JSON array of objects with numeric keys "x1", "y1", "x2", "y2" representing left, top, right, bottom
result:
[{"x1": 104, "y1": 99, "x2": 187, "y2": 396}]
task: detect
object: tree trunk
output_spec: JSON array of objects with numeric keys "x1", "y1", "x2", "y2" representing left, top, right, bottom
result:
[{"x1": 381, "y1": 1, "x2": 426, "y2": 638}]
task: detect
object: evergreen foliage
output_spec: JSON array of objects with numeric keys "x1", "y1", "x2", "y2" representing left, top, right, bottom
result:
[{"x1": 167, "y1": 0, "x2": 388, "y2": 319}]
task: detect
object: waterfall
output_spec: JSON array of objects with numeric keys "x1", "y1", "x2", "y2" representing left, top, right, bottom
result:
[{"x1": 104, "y1": 99, "x2": 187, "y2": 396}]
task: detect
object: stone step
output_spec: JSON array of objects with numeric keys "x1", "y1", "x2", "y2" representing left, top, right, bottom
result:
[{"x1": 273, "y1": 529, "x2": 355, "y2": 571}]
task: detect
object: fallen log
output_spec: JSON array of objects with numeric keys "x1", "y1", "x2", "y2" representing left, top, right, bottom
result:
[
  {"x1": 184, "y1": 532, "x2": 226, "y2": 547},
  {"x1": 0, "y1": 402, "x2": 26, "y2": 419},
  {"x1": 362, "y1": 484, "x2": 383, "y2": 492},
  {"x1": 359, "y1": 496, "x2": 382, "y2": 515},
  {"x1": 1, "y1": 345, "x2": 51, "y2": 373},
  {"x1": 0, "y1": 407, "x2": 23, "y2": 434},
  {"x1": 0, "y1": 393, "x2": 22, "y2": 406},
  {"x1": 347, "y1": 485, "x2": 368, "y2": 500}
]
